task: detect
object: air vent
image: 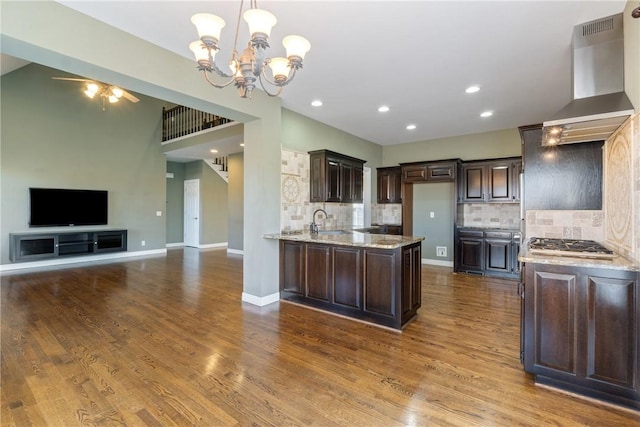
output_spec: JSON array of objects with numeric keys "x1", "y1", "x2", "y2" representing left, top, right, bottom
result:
[{"x1": 582, "y1": 16, "x2": 614, "y2": 36}]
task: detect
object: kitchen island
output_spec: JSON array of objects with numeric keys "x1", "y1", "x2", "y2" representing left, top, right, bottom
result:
[
  {"x1": 519, "y1": 246, "x2": 640, "y2": 410},
  {"x1": 264, "y1": 231, "x2": 424, "y2": 330}
]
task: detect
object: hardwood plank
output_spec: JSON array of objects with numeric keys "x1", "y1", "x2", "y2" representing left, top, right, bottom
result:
[{"x1": 2, "y1": 249, "x2": 638, "y2": 426}]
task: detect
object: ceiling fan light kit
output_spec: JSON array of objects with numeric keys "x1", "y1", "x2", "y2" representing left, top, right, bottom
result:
[
  {"x1": 52, "y1": 77, "x2": 139, "y2": 111},
  {"x1": 189, "y1": 0, "x2": 310, "y2": 99}
]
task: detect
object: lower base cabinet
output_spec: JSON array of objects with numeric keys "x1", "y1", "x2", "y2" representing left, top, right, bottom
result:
[
  {"x1": 523, "y1": 262, "x2": 640, "y2": 410},
  {"x1": 280, "y1": 240, "x2": 421, "y2": 329},
  {"x1": 455, "y1": 228, "x2": 520, "y2": 279}
]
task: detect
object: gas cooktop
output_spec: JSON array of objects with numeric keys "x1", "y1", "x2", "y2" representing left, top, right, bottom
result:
[{"x1": 528, "y1": 238, "x2": 616, "y2": 259}]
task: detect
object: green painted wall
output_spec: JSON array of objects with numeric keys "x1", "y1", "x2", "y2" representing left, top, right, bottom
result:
[
  {"x1": 0, "y1": 63, "x2": 169, "y2": 264},
  {"x1": 382, "y1": 128, "x2": 521, "y2": 166},
  {"x1": 228, "y1": 152, "x2": 244, "y2": 251},
  {"x1": 184, "y1": 161, "x2": 228, "y2": 245},
  {"x1": 166, "y1": 162, "x2": 185, "y2": 244},
  {"x1": 413, "y1": 183, "x2": 455, "y2": 262}
]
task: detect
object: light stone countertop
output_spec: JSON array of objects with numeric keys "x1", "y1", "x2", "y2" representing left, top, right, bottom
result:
[
  {"x1": 263, "y1": 230, "x2": 424, "y2": 249},
  {"x1": 518, "y1": 245, "x2": 640, "y2": 272}
]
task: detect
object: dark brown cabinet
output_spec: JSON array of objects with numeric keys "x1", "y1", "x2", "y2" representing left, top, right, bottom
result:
[
  {"x1": 455, "y1": 228, "x2": 520, "y2": 279},
  {"x1": 523, "y1": 263, "x2": 640, "y2": 410},
  {"x1": 401, "y1": 160, "x2": 457, "y2": 183},
  {"x1": 459, "y1": 158, "x2": 521, "y2": 203},
  {"x1": 309, "y1": 150, "x2": 366, "y2": 203},
  {"x1": 279, "y1": 240, "x2": 421, "y2": 329},
  {"x1": 377, "y1": 167, "x2": 402, "y2": 203}
]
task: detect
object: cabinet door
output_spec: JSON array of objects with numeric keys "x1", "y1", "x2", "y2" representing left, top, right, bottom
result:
[
  {"x1": 94, "y1": 230, "x2": 127, "y2": 253},
  {"x1": 459, "y1": 238, "x2": 484, "y2": 273},
  {"x1": 585, "y1": 274, "x2": 638, "y2": 392},
  {"x1": 350, "y1": 163, "x2": 364, "y2": 203},
  {"x1": 511, "y1": 161, "x2": 522, "y2": 202},
  {"x1": 377, "y1": 171, "x2": 392, "y2": 203},
  {"x1": 326, "y1": 159, "x2": 341, "y2": 202},
  {"x1": 460, "y1": 165, "x2": 485, "y2": 202},
  {"x1": 402, "y1": 244, "x2": 422, "y2": 322},
  {"x1": 427, "y1": 162, "x2": 456, "y2": 181},
  {"x1": 363, "y1": 250, "x2": 396, "y2": 317},
  {"x1": 333, "y1": 247, "x2": 362, "y2": 308},
  {"x1": 306, "y1": 244, "x2": 332, "y2": 301},
  {"x1": 280, "y1": 241, "x2": 305, "y2": 295},
  {"x1": 525, "y1": 268, "x2": 579, "y2": 375},
  {"x1": 485, "y1": 239, "x2": 511, "y2": 273},
  {"x1": 488, "y1": 163, "x2": 512, "y2": 201},
  {"x1": 309, "y1": 154, "x2": 325, "y2": 202},
  {"x1": 403, "y1": 165, "x2": 427, "y2": 182}
]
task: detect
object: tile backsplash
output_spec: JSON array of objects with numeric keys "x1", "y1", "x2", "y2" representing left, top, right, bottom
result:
[
  {"x1": 525, "y1": 210, "x2": 604, "y2": 242},
  {"x1": 459, "y1": 203, "x2": 520, "y2": 229},
  {"x1": 371, "y1": 203, "x2": 402, "y2": 225}
]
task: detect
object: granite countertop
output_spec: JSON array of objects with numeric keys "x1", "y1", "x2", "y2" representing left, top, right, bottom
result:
[
  {"x1": 264, "y1": 230, "x2": 424, "y2": 249},
  {"x1": 518, "y1": 245, "x2": 640, "y2": 272}
]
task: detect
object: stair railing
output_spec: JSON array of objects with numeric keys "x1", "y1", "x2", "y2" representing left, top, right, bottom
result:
[{"x1": 162, "y1": 106, "x2": 232, "y2": 142}]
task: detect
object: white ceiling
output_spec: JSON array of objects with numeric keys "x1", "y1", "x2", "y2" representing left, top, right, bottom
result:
[{"x1": 39, "y1": 1, "x2": 633, "y2": 149}]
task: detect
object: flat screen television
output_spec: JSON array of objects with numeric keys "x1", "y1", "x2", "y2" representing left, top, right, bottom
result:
[{"x1": 29, "y1": 188, "x2": 108, "y2": 227}]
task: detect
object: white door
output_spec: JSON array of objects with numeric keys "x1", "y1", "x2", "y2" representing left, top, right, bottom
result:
[{"x1": 184, "y1": 179, "x2": 200, "y2": 247}]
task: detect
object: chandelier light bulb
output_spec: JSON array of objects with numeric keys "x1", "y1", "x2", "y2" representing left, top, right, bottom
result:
[
  {"x1": 243, "y1": 9, "x2": 277, "y2": 41},
  {"x1": 268, "y1": 57, "x2": 290, "y2": 82},
  {"x1": 191, "y1": 13, "x2": 225, "y2": 45},
  {"x1": 190, "y1": 41, "x2": 213, "y2": 63},
  {"x1": 283, "y1": 35, "x2": 311, "y2": 60}
]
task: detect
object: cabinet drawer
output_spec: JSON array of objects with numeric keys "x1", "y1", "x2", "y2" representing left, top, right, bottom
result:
[
  {"x1": 485, "y1": 231, "x2": 512, "y2": 239},
  {"x1": 458, "y1": 229, "x2": 484, "y2": 238}
]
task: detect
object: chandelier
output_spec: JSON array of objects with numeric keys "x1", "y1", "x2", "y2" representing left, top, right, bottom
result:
[{"x1": 189, "y1": 0, "x2": 310, "y2": 99}]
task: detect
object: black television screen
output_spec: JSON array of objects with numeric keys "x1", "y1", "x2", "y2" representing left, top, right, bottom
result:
[{"x1": 29, "y1": 188, "x2": 108, "y2": 227}]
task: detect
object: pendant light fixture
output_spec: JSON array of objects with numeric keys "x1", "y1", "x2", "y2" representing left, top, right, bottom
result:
[{"x1": 189, "y1": 0, "x2": 310, "y2": 99}]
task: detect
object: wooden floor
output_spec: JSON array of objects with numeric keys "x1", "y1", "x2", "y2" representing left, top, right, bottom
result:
[{"x1": 2, "y1": 248, "x2": 638, "y2": 426}]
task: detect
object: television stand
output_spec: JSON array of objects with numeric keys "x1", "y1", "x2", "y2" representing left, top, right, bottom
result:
[{"x1": 10, "y1": 229, "x2": 127, "y2": 262}]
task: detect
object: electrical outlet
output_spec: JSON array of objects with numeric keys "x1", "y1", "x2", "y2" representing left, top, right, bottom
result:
[
  {"x1": 430, "y1": 211, "x2": 435, "y2": 218},
  {"x1": 141, "y1": 240, "x2": 146, "y2": 246},
  {"x1": 436, "y1": 246, "x2": 447, "y2": 257}
]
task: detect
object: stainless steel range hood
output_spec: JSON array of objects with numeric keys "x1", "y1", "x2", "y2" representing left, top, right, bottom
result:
[{"x1": 542, "y1": 13, "x2": 635, "y2": 146}]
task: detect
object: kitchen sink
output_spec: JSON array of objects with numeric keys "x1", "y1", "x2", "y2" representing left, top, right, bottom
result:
[{"x1": 317, "y1": 230, "x2": 351, "y2": 235}]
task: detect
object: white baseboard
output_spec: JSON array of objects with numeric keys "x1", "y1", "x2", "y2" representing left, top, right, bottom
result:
[
  {"x1": 422, "y1": 258, "x2": 454, "y2": 267},
  {"x1": 198, "y1": 242, "x2": 228, "y2": 249},
  {"x1": 241, "y1": 292, "x2": 280, "y2": 307},
  {"x1": 227, "y1": 248, "x2": 244, "y2": 255},
  {"x1": 0, "y1": 249, "x2": 167, "y2": 272},
  {"x1": 166, "y1": 242, "x2": 184, "y2": 248}
]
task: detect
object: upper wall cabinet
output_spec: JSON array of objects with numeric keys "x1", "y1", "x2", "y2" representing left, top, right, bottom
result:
[
  {"x1": 401, "y1": 160, "x2": 458, "y2": 183},
  {"x1": 377, "y1": 167, "x2": 402, "y2": 204},
  {"x1": 309, "y1": 150, "x2": 366, "y2": 203},
  {"x1": 458, "y1": 157, "x2": 521, "y2": 203}
]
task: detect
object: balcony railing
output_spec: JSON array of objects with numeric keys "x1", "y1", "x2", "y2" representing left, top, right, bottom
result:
[{"x1": 162, "y1": 105, "x2": 232, "y2": 142}]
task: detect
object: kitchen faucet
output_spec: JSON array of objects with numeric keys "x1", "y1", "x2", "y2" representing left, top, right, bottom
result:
[{"x1": 310, "y1": 208, "x2": 328, "y2": 234}]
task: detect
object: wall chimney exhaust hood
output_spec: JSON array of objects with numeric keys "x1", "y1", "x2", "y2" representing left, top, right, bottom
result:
[{"x1": 542, "y1": 13, "x2": 635, "y2": 146}]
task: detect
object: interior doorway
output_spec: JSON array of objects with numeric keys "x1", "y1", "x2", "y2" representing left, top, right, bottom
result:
[
  {"x1": 184, "y1": 179, "x2": 200, "y2": 247},
  {"x1": 411, "y1": 182, "x2": 455, "y2": 266}
]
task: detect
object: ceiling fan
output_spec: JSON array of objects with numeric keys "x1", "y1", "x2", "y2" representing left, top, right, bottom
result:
[{"x1": 52, "y1": 77, "x2": 139, "y2": 110}]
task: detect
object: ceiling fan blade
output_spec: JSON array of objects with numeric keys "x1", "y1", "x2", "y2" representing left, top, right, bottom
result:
[
  {"x1": 51, "y1": 77, "x2": 93, "y2": 82},
  {"x1": 121, "y1": 91, "x2": 139, "y2": 103}
]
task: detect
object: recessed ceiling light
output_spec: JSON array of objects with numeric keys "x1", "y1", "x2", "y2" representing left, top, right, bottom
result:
[
  {"x1": 210, "y1": 149, "x2": 218, "y2": 153},
  {"x1": 406, "y1": 124, "x2": 417, "y2": 130},
  {"x1": 480, "y1": 111, "x2": 493, "y2": 118},
  {"x1": 240, "y1": 143, "x2": 245, "y2": 147},
  {"x1": 311, "y1": 100, "x2": 323, "y2": 107},
  {"x1": 378, "y1": 105, "x2": 390, "y2": 113},
  {"x1": 465, "y1": 85, "x2": 480, "y2": 94}
]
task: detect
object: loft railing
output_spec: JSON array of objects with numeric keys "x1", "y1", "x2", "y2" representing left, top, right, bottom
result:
[
  {"x1": 162, "y1": 105, "x2": 232, "y2": 142},
  {"x1": 212, "y1": 156, "x2": 228, "y2": 172}
]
